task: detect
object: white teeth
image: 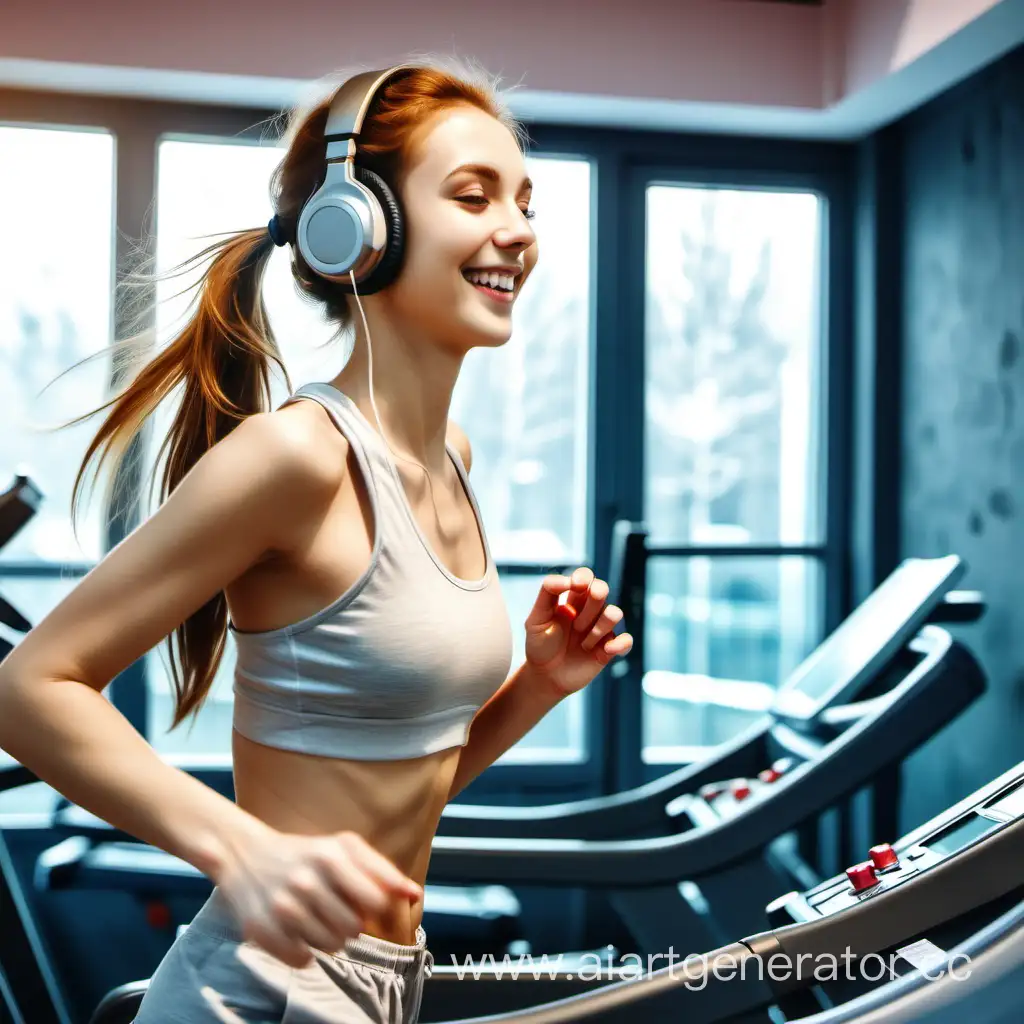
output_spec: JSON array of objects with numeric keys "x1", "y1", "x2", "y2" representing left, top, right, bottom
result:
[{"x1": 464, "y1": 269, "x2": 514, "y2": 292}]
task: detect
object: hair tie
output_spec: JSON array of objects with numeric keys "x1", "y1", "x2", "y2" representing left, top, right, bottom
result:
[{"x1": 267, "y1": 214, "x2": 290, "y2": 247}]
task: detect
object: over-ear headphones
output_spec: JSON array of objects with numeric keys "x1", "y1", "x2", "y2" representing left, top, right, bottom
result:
[{"x1": 295, "y1": 65, "x2": 418, "y2": 294}]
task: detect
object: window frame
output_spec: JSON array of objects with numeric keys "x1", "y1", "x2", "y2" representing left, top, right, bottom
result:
[
  {"x1": 618, "y1": 163, "x2": 850, "y2": 783},
  {"x1": 0, "y1": 89, "x2": 854, "y2": 805}
]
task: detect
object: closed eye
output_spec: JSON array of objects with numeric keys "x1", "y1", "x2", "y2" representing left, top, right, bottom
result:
[{"x1": 455, "y1": 195, "x2": 536, "y2": 220}]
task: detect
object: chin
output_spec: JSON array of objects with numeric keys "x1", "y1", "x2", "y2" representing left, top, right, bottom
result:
[
  {"x1": 449, "y1": 306, "x2": 514, "y2": 350},
  {"x1": 471, "y1": 320, "x2": 514, "y2": 349}
]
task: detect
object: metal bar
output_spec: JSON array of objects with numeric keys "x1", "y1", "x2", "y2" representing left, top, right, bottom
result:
[{"x1": 645, "y1": 544, "x2": 828, "y2": 559}]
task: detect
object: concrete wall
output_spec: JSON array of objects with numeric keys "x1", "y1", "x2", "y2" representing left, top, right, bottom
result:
[{"x1": 897, "y1": 42, "x2": 1024, "y2": 828}]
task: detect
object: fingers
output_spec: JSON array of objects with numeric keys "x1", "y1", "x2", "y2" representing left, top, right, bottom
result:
[
  {"x1": 253, "y1": 833, "x2": 421, "y2": 966},
  {"x1": 324, "y1": 832, "x2": 422, "y2": 911},
  {"x1": 572, "y1": 574, "x2": 608, "y2": 634},
  {"x1": 243, "y1": 911, "x2": 316, "y2": 969},
  {"x1": 525, "y1": 574, "x2": 573, "y2": 628},
  {"x1": 289, "y1": 860, "x2": 363, "y2": 942},
  {"x1": 581, "y1": 604, "x2": 624, "y2": 651},
  {"x1": 596, "y1": 632, "x2": 633, "y2": 665},
  {"x1": 270, "y1": 887, "x2": 351, "y2": 959}
]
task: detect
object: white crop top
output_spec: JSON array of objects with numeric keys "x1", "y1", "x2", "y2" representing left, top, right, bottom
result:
[{"x1": 229, "y1": 382, "x2": 514, "y2": 760}]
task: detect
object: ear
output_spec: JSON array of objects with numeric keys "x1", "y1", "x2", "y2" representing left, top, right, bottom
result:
[{"x1": 446, "y1": 420, "x2": 472, "y2": 474}]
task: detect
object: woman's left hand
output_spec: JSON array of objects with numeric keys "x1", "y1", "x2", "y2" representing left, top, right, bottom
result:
[{"x1": 524, "y1": 568, "x2": 633, "y2": 696}]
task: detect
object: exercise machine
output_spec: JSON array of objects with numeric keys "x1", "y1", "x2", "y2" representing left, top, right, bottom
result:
[
  {"x1": 0, "y1": 473, "x2": 74, "y2": 1024},
  {"x1": 88, "y1": 740, "x2": 1024, "y2": 1023}
]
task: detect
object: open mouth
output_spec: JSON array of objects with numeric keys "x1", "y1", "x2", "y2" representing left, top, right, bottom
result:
[{"x1": 462, "y1": 269, "x2": 516, "y2": 303}]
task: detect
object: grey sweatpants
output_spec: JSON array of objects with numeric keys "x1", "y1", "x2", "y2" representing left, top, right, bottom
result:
[{"x1": 132, "y1": 887, "x2": 434, "y2": 1023}]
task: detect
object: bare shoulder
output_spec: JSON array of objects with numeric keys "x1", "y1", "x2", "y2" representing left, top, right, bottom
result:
[
  {"x1": 250, "y1": 398, "x2": 350, "y2": 488},
  {"x1": 0, "y1": 407, "x2": 348, "y2": 694},
  {"x1": 446, "y1": 419, "x2": 473, "y2": 473}
]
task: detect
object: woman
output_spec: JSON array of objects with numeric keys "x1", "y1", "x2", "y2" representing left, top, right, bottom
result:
[{"x1": 0, "y1": 57, "x2": 632, "y2": 1022}]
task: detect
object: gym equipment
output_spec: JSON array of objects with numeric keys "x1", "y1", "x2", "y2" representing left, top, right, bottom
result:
[
  {"x1": 789, "y1": 899, "x2": 1024, "y2": 1023},
  {"x1": 38, "y1": 554, "x2": 983, "y2": 949},
  {"x1": 0, "y1": 755, "x2": 74, "y2": 1024},
  {"x1": 413, "y1": 754, "x2": 1024, "y2": 1022},
  {"x1": 437, "y1": 524, "x2": 984, "y2": 844},
  {"x1": 88, "y1": 733, "x2": 1024, "y2": 1023},
  {"x1": 0, "y1": 473, "x2": 43, "y2": 660},
  {"x1": 0, "y1": 473, "x2": 74, "y2": 1024}
]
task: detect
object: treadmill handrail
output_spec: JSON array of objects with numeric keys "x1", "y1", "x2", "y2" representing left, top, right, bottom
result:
[
  {"x1": 42, "y1": 630, "x2": 973, "y2": 893},
  {"x1": 439, "y1": 568, "x2": 967, "y2": 839},
  {"x1": 436, "y1": 717, "x2": 772, "y2": 839},
  {"x1": 789, "y1": 898, "x2": 1024, "y2": 1023},
  {"x1": 420, "y1": 823, "x2": 1024, "y2": 1024}
]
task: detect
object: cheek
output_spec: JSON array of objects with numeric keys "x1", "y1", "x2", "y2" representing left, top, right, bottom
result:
[{"x1": 523, "y1": 241, "x2": 540, "y2": 278}]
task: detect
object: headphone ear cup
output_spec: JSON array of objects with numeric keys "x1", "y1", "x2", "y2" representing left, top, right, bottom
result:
[{"x1": 347, "y1": 166, "x2": 405, "y2": 295}]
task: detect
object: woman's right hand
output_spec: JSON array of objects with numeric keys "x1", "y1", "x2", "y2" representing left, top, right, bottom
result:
[{"x1": 197, "y1": 824, "x2": 423, "y2": 967}]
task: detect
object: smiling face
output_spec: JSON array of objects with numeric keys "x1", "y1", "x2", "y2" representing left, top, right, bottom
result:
[{"x1": 382, "y1": 102, "x2": 539, "y2": 353}]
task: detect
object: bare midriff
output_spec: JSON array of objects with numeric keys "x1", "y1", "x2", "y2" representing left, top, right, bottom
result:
[{"x1": 232, "y1": 728, "x2": 462, "y2": 944}]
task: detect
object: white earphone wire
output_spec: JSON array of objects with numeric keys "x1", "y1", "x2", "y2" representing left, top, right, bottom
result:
[{"x1": 348, "y1": 270, "x2": 441, "y2": 509}]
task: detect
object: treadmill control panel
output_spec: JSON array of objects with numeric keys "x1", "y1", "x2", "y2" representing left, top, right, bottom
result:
[
  {"x1": 684, "y1": 758, "x2": 798, "y2": 819},
  {"x1": 665, "y1": 759, "x2": 800, "y2": 822},
  {"x1": 768, "y1": 767, "x2": 1024, "y2": 928}
]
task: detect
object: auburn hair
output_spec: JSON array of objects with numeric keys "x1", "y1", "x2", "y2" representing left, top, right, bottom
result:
[{"x1": 62, "y1": 56, "x2": 526, "y2": 731}]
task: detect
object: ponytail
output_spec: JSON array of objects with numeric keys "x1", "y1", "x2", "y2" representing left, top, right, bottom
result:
[{"x1": 66, "y1": 225, "x2": 289, "y2": 728}]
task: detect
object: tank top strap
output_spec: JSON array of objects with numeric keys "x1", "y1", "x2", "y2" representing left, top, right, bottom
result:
[{"x1": 281, "y1": 382, "x2": 416, "y2": 551}]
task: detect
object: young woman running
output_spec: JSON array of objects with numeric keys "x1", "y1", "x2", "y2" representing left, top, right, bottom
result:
[{"x1": 0, "y1": 57, "x2": 632, "y2": 1022}]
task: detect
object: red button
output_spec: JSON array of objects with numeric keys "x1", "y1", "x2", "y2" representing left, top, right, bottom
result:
[
  {"x1": 700, "y1": 784, "x2": 724, "y2": 801},
  {"x1": 846, "y1": 862, "x2": 880, "y2": 892},
  {"x1": 869, "y1": 844, "x2": 899, "y2": 870},
  {"x1": 145, "y1": 901, "x2": 172, "y2": 929},
  {"x1": 732, "y1": 781, "x2": 751, "y2": 801},
  {"x1": 758, "y1": 768, "x2": 782, "y2": 784}
]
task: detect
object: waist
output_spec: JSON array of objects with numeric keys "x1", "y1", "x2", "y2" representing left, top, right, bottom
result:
[{"x1": 231, "y1": 727, "x2": 459, "y2": 877}]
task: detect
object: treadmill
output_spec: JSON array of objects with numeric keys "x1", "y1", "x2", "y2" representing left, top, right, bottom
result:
[
  {"x1": 88, "y1": 741, "x2": 1024, "y2": 1023},
  {"x1": 0, "y1": 473, "x2": 73, "y2": 1024},
  {"x1": 0, "y1": 473, "x2": 42, "y2": 660}
]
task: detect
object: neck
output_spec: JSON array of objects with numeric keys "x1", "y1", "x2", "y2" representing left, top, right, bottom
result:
[{"x1": 329, "y1": 313, "x2": 464, "y2": 475}]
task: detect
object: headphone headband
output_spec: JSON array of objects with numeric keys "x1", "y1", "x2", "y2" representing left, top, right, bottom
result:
[{"x1": 323, "y1": 65, "x2": 416, "y2": 144}]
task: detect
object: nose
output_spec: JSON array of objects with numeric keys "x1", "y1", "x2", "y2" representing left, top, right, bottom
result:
[{"x1": 493, "y1": 200, "x2": 536, "y2": 254}]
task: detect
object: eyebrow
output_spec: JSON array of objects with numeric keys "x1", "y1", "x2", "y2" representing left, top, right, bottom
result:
[{"x1": 444, "y1": 163, "x2": 532, "y2": 192}]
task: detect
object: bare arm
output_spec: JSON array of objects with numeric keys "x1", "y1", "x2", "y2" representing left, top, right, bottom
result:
[{"x1": 0, "y1": 411, "x2": 342, "y2": 879}]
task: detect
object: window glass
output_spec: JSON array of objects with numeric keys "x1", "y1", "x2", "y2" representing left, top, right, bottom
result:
[
  {"x1": 643, "y1": 556, "x2": 823, "y2": 763},
  {"x1": 644, "y1": 185, "x2": 823, "y2": 546},
  {"x1": 0, "y1": 126, "x2": 114, "y2": 564}
]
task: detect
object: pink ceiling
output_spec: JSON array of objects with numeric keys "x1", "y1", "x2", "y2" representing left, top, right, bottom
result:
[{"x1": 0, "y1": 0, "x2": 1021, "y2": 137}]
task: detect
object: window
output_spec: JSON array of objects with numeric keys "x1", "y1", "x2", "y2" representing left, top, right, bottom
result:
[
  {"x1": 145, "y1": 139, "x2": 592, "y2": 764},
  {"x1": 643, "y1": 556, "x2": 823, "y2": 763},
  {"x1": 0, "y1": 126, "x2": 113, "y2": 565},
  {"x1": 641, "y1": 184, "x2": 825, "y2": 762}
]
